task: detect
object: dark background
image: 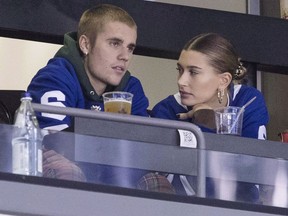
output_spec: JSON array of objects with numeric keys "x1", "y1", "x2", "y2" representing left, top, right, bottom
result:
[{"x1": 0, "y1": 0, "x2": 288, "y2": 74}]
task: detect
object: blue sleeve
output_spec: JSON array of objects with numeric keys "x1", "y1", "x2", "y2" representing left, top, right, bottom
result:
[{"x1": 124, "y1": 76, "x2": 149, "y2": 117}]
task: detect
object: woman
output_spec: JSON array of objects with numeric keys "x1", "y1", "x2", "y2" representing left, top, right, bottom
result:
[
  {"x1": 150, "y1": 33, "x2": 269, "y2": 203},
  {"x1": 151, "y1": 33, "x2": 268, "y2": 139}
]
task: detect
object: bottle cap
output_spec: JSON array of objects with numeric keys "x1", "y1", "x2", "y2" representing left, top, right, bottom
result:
[{"x1": 21, "y1": 92, "x2": 32, "y2": 98}]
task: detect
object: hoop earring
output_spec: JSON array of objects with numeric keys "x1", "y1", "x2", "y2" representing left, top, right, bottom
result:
[{"x1": 217, "y1": 89, "x2": 224, "y2": 104}]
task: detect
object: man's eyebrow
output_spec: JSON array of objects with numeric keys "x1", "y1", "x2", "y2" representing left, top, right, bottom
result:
[
  {"x1": 107, "y1": 37, "x2": 123, "y2": 43},
  {"x1": 107, "y1": 37, "x2": 136, "y2": 48}
]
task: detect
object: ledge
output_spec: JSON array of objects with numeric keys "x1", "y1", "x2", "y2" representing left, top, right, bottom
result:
[{"x1": 0, "y1": 0, "x2": 288, "y2": 74}]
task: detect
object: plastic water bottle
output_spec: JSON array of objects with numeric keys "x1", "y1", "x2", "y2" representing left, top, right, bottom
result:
[{"x1": 12, "y1": 92, "x2": 43, "y2": 176}]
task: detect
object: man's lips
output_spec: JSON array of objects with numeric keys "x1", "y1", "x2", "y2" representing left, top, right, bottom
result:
[{"x1": 112, "y1": 65, "x2": 125, "y2": 73}]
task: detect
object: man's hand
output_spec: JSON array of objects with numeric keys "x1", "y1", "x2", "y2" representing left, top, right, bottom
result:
[{"x1": 43, "y1": 149, "x2": 86, "y2": 181}]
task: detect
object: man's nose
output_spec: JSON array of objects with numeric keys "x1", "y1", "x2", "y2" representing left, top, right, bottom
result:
[{"x1": 118, "y1": 47, "x2": 130, "y2": 62}]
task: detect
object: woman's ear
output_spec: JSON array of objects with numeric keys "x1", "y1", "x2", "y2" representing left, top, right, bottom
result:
[
  {"x1": 79, "y1": 35, "x2": 90, "y2": 55},
  {"x1": 219, "y1": 72, "x2": 232, "y2": 89}
]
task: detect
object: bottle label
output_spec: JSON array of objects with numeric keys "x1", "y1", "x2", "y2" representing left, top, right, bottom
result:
[
  {"x1": 38, "y1": 149, "x2": 43, "y2": 173},
  {"x1": 12, "y1": 139, "x2": 29, "y2": 175}
]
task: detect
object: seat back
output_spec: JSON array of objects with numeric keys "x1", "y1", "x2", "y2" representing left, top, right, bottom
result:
[
  {"x1": 0, "y1": 90, "x2": 25, "y2": 124},
  {"x1": 279, "y1": 130, "x2": 288, "y2": 143},
  {"x1": 0, "y1": 100, "x2": 10, "y2": 124}
]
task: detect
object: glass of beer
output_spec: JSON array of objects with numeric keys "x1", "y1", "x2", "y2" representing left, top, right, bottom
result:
[{"x1": 102, "y1": 91, "x2": 133, "y2": 114}]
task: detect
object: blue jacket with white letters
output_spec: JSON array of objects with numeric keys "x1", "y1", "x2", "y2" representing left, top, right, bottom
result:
[
  {"x1": 151, "y1": 84, "x2": 269, "y2": 139},
  {"x1": 27, "y1": 32, "x2": 149, "y2": 130},
  {"x1": 151, "y1": 84, "x2": 269, "y2": 202},
  {"x1": 27, "y1": 32, "x2": 149, "y2": 188}
]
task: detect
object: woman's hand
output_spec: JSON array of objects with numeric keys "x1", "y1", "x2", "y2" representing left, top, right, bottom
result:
[
  {"x1": 177, "y1": 104, "x2": 216, "y2": 130},
  {"x1": 177, "y1": 103, "x2": 213, "y2": 120}
]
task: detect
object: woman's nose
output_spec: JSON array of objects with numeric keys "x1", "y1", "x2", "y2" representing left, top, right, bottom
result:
[{"x1": 178, "y1": 72, "x2": 188, "y2": 86}]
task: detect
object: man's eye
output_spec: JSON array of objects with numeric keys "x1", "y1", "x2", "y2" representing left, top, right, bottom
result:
[
  {"x1": 128, "y1": 46, "x2": 135, "y2": 52},
  {"x1": 110, "y1": 41, "x2": 120, "y2": 47}
]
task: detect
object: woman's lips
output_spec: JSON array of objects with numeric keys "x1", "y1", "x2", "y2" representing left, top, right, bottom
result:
[{"x1": 179, "y1": 90, "x2": 192, "y2": 99}]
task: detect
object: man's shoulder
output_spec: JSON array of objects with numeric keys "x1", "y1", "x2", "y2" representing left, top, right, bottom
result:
[
  {"x1": 123, "y1": 75, "x2": 144, "y2": 91},
  {"x1": 29, "y1": 57, "x2": 80, "y2": 96},
  {"x1": 44, "y1": 57, "x2": 74, "y2": 71},
  {"x1": 127, "y1": 75, "x2": 141, "y2": 83},
  {"x1": 37, "y1": 57, "x2": 77, "y2": 78}
]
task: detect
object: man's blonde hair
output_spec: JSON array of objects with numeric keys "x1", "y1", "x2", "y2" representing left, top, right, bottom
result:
[{"x1": 78, "y1": 4, "x2": 137, "y2": 47}]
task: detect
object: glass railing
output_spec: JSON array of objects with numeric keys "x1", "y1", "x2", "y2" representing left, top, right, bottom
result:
[{"x1": 1, "y1": 122, "x2": 288, "y2": 209}]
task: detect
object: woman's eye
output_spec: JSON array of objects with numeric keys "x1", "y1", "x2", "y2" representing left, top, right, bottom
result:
[
  {"x1": 176, "y1": 67, "x2": 183, "y2": 74},
  {"x1": 189, "y1": 70, "x2": 198, "y2": 75}
]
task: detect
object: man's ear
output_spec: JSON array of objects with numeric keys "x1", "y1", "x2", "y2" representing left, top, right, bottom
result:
[
  {"x1": 219, "y1": 72, "x2": 232, "y2": 89},
  {"x1": 79, "y1": 35, "x2": 90, "y2": 55}
]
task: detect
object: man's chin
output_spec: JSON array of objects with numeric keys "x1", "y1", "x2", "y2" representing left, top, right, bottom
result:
[
  {"x1": 109, "y1": 80, "x2": 122, "y2": 87},
  {"x1": 108, "y1": 74, "x2": 125, "y2": 87}
]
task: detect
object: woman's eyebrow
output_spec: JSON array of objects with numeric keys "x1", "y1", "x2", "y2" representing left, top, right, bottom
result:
[
  {"x1": 187, "y1": 65, "x2": 202, "y2": 70},
  {"x1": 178, "y1": 63, "x2": 202, "y2": 70},
  {"x1": 177, "y1": 62, "x2": 202, "y2": 70}
]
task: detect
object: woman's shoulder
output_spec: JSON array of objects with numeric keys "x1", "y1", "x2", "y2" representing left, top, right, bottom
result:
[
  {"x1": 233, "y1": 84, "x2": 266, "y2": 105},
  {"x1": 237, "y1": 84, "x2": 262, "y2": 94},
  {"x1": 232, "y1": 84, "x2": 268, "y2": 120},
  {"x1": 154, "y1": 93, "x2": 185, "y2": 108},
  {"x1": 151, "y1": 93, "x2": 187, "y2": 120}
]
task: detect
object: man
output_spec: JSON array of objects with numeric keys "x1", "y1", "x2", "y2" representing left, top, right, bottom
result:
[
  {"x1": 28, "y1": 4, "x2": 149, "y2": 131},
  {"x1": 28, "y1": 4, "x2": 149, "y2": 188}
]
